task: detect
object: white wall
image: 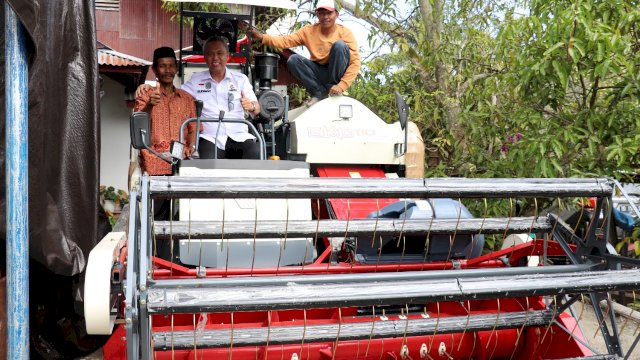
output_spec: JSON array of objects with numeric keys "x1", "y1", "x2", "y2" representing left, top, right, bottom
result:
[{"x1": 100, "y1": 76, "x2": 132, "y2": 192}]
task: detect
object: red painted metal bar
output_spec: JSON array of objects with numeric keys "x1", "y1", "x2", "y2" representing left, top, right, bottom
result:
[{"x1": 151, "y1": 240, "x2": 569, "y2": 279}]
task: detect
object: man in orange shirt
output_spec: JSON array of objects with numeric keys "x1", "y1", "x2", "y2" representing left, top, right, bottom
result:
[
  {"x1": 247, "y1": 0, "x2": 361, "y2": 106},
  {"x1": 134, "y1": 47, "x2": 198, "y2": 175}
]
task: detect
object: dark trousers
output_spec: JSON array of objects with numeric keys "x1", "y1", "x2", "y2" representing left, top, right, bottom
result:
[
  {"x1": 198, "y1": 137, "x2": 261, "y2": 159},
  {"x1": 287, "y1": 40, "x2": 350, "y2": 98}
]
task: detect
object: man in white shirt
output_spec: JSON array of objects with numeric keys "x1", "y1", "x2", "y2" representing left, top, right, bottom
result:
[{"x1": 181, "y1": 36, "x2": 262, "y2": 159}]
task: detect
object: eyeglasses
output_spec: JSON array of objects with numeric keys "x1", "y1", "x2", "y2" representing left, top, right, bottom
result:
[{"x1": 227, "y1": 93, "x2": 234, "y2": 111}]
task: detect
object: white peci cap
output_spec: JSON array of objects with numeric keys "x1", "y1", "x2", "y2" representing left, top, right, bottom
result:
[{"x1": 315, "y1": 0, "x2": 336, "y2": 11}]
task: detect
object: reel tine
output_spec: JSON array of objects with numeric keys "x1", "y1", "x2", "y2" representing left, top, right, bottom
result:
[
  {"x1": 171, "y1": 313, "x2": 175, "y2": 358},
  {"x1": 222, "y1": 200, "x2": 230, "y2": 275},
  {"x1": 504, "y1": 197, "x2": 515, "y2": 259},
  {"x1": 597, "y1": 294, "x2": 618, "y2": 340},
  {"x1": 445, "y1": 197, "x2": 463, "y2": 262},
  {"x1": 299, "y1": 309, "x2": 307, "y2": 360},
  {"x1": 429, "y1": 302, "x2": 441, "y2": 352},
  {"x1": 344, "y1": 199, "x2": 354, "y2": 271},
  {"x1": 170, "y1": 199, "x2": 175, "y2": 277},
  {"x1": 151, "y1": 201, "x2": 157, "y2": 258},
  {"x1": 228, "y1": 312, "x2": 235, "y2": 360},
  {"x1": 375, "y1": 234, "x2": 383, "y2": 271},
  {"x1": 251, "y1": 198, "x2": 258, "y2": 275},
  {"x1": 395, "y1": 200, "x2": 408, "y2": 248},
  {"x1": 365, "y1": 306, "x2": 375, "y2": 358},
  {"x1": 573, "y1": 197, "x2": 586, "y2": 234},
  {"x1": 467, "y1": 198, "x2": 488, "y2": 265},
  {"x1": 372, "y1": 200, "x2": 381, "y2": 273},
  {"x1": 187, "y1": 198, "x2": 192, "y2": 255},
  {"x1": 526, "y1": 198, "x2": 540, "y2": 263},
  {"x1": 450, "y1": 333, "x2": 455, "y2": 360},
  {"x1": 457, "y1": 300, "x2": 471, "y2": 352},
  {"x1": 439, "y1": 341, "x2": 454, "y2": 360},
  {"x1": 580, "y1": 197, "x2": 598, "y2": 244},
  {"x1": 276, "y1": 199, "x2": 291, "y2": 275},
  {"x1": 331, "y1": 307, "x2": 343, "y2": 360},
  {"x1": 400, "y1": 304, "x2": 410, "y2": 353},
  {"x1": 372, "y1": 199, "x2": 380, "y2": 249},
  {"x1": 396, "y1": 201, "x2": 408, "y2": 265},
  {"x1": 510, "y1": 296, "x2": 530, "y2": 360},
  {"x1": 263, "y1": 311, "x2": 272, "y2": 360},
  {"x1": 221, "y1": 198, "x2": 226, "y2": 253},
  {"x1": 196, "y1": 199, "x2": 205, "y2": 275},
  {"x1": 422, "y1": 201, "x2": 435, "y2": 270},
  {"x1": 486, "y1": 298, "x2": 501, "y2": 350},
  {"x1": 313, "y1": 199, "x2": 320, "y2": 259},
  {"x1": 488, "y1": 308, "x2": 501, "y2": 359},
  {"x1": 192, "y1": 313, "x2": 197, "y2": 360},
  {"x1": 540, "y1": 296, "x2": 559, "y2": 345},
  {"x1": 598, "y1": 197, "x2": 611, "y2": 233}
]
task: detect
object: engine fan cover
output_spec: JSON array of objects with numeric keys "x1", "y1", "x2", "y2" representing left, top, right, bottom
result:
[{"x1": 258, "y1": 90, "x2": 285, "y2": 120}]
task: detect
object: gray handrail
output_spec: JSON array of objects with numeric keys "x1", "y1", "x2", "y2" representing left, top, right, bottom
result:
[{"x1": 179, "y1": 117, "x2": 266, "y2": 160}]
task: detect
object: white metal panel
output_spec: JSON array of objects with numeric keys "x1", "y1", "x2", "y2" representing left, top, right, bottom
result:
[
  {"x1": 289, "y1": 96, "x2": 406, "y2": 165},
  {"x1": 162, "y1": 0, "x2": 297, "y2": 10},
  {"x1": 177, "y1": 163, "x2": 313, "y2": 268}
]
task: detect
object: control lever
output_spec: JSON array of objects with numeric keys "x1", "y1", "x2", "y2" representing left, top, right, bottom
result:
[
  {"x1": 191, "y1": 100, "x2": 204, "y2": 159},
  {"x1": 213, "y1": 110, "x2": 225, "y2": 159}
]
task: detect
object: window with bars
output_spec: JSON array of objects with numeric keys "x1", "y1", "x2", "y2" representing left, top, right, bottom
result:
[{"x1": 96, "y1": 0, "x2": 119, "y2": 10}]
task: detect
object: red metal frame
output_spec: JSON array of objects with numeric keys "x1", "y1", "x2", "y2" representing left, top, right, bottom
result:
[
  {"x1": 101, "y1": 164, "x2": 590, "y2": 358},
  {"x1": 151, "y1": 239, "x2": 571, "y2": 279},
  {"x1": 104, "y1": 296, "x2": 590, "y2": 359}
]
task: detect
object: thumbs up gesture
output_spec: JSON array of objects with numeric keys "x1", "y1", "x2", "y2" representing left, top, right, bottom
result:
[
  {"x1": 149, "y1": 83, "x2": 161, "y2": 107},
  {"x1": 240, "y1": 91, "x2": 258, "y2": 114}
]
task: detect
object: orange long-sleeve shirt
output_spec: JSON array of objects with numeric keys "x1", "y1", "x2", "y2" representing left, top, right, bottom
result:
[{"x1": 262, "y1": 23, "x2": 361, "y2": 91}]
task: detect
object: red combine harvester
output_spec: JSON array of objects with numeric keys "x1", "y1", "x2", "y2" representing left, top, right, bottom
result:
[{"x1": 83, "y1": 1, "x2": 640, "y2": 359}]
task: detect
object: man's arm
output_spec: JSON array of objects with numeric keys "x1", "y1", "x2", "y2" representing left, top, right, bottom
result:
[
  {"x1": 180, "y1": 76, "x2": 197, "y2": 98},
  {"x1": 248, "y1": 26, "x2": 307, "y2": 50}
]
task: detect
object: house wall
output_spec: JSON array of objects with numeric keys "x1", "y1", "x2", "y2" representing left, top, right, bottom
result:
[
  {"x1": 100, "y1": 77, "x2": 132, "y2": 192},
  {"x1": 97, "y1": 0, "x2": 191, "y2": 73}
]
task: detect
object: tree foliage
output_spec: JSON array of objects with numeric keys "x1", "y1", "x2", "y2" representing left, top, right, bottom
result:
[
  {"x1": 496, "y1": 0, "x2": 640, "y2": 178},
  {"x1": 337, "y1": 0, "x2": 639, "y2": 182}
]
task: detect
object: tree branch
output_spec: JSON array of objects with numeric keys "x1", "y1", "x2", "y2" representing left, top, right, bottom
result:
[
  {"x1": 589, "y1": 75, "x2": 600, "y2": 110},
  {"x1": 457, "y1": 73, "x2": 496, "y2": 97}
]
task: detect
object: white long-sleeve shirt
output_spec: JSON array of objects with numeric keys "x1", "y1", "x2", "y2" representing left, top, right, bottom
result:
[{"x1": 181, "y1": 69, "x2": 257, "y2": 149}]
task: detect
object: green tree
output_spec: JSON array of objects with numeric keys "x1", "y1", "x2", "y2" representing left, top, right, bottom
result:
[
  {"x1": 337, "y1": 0, "x2": 512, "y2": 173},
  {"x1": 495, "y1": 0, "x2": 640, "y2": 179},
  {"x1": 337, "y1": 0, "x2": 639, "y2": 181}
]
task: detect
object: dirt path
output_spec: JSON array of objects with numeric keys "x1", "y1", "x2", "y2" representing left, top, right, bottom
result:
[{"x1": 571, "y1": 300, "x2": 640, "y2": 359}]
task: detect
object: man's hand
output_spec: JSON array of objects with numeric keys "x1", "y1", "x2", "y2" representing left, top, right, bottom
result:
[
  {"x1": 329, "y1": 85, "x2": 343, "y2": 96},
  {"x1": 148, "y1": 84, "x2": 161, "y2": 107},
  {"x1": 246, "y1": 27, "x2": 264, "y2": 41},
  {"x1": 240, "y1": 91, "x2": 259, "y2": 115},
  {"x1": 135, "y1": 84, "x2": 152, "y2": 98},
  {"x1": 239, "y1": 21, "x2": 263, "y2": 41},
  {"x1": 184, "y1": 143, "x2": 195, "y2": 158}
]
